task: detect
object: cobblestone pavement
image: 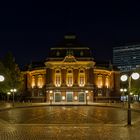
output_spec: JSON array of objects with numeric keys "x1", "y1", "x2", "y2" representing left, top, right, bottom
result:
[
  {"x1": 0, "y1": 123, "x2": 140, "y2": 140},
  {"x1": 0, "y1": 106, "x2": 140, "y2": 124},
  {"x1": 0, "y1": 106, "x2": 140, "y2": 139}
]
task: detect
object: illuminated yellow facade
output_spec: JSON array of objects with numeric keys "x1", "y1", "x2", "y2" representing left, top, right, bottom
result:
[
  {"x1": 26, "y1": 69, "x2": 46, "y2": 100},
  {"x1": 24, "y1": 34, "x2": 120, "y2": 103}
]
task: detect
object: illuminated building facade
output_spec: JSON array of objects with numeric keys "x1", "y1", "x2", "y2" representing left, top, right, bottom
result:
[{"x1": 24, "y1": 34, "x2": 120, "y2": 103}]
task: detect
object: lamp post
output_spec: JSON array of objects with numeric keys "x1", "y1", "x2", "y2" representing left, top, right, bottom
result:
[
  {"x1": 7, "y1": 92, "x2": 11, "y2": 102},
  {"x1": 120, "y1": 72, "x2": 140, "y2": 125},
  {"x1": 120, "y1": 88, "x2": 127, "y2": 102},
  {"x1": 49, "y1": 96, "x2": 53, "y2": 105},
  {"x1": 10, "y1": 88, "x2": 17, "y2": 107},
  {"x1": 49, "y1": 90, "x2": 53, "y2": 105},
  {"x1": 0, "y1": 75, "x2": 5, "y2": 101}
]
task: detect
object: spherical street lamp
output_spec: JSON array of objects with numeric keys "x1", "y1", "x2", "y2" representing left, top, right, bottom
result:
[
  {"x1": 0, "y1": 75, "x2": 5, "y2": 82},
  {"x1": 120, "y1": 88, "x2": 123, "y2": 92},
  {"x1": 120, "y1": 72, "x2": 140, "y2": 125},
  {"x1": 124, "y1": 88, "x2": 127, "y2": 92},
  {"x1": 10, "y1": 89, "x2": 17, "y2": 93},
  {"x1": 85, "y1": 90, "x2": 88, "y2": 94},
  {"x1": 120, "y1": 72, "x2": 140, "y2": 82},
  {"x1": 120, "y1": 88, "x2": 127, "y2": 94},
  {"x1": 131, "y1": 72, "x2": 140, "y2": 80},
  {"x1": 120, "y1": 88, "x2": 127, "y2": 102},
  {"x1": 7, "y1": 92, "x2": 11, "y2": 95},
  {"x1": 120, "y1": 74, "x2": 128, "y2": 82}
]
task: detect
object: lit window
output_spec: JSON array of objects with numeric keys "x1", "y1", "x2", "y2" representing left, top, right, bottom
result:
[
  {"x1": 67, "y1": 69, "x2": 73, "y2": 87},
  {"x1": 31, "y1": 76, "x2": 35, "y2": 88},
  {"x1": 78, "y1": 69, "x2": 85, "y2": 87},
  {"x1": 37, "y1": 75, "x2": 43, "y2": 88},
  {"x1": 67, "y1": 76, "x2": 73, "y2": 86},
  {"x1": 97, "y1": 75, "x2": 103, "y2": 88},
  {"x1": 105, "y1": 76, "x2": 110, "y2": 88},
  {"x1": 55, "y1": 70, "x2": 61, "y2": 87}
]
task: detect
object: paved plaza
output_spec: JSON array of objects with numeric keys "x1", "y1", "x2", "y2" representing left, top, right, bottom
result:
[
  {"x1": 1, "y1": 123, "x2": 140, "y2": 140},
  {"x1": 0, "y1": 104, "x2": 140, "y2": 139}
]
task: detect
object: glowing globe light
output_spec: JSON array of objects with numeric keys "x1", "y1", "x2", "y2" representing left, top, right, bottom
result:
[
  {"x1": 62, "y1": 96, "x2": 65, "y2": 100},
  {"x1": 85, "y1": 90, "x2": 89, "y2": 93},
  {"x1": 74, "y1": 96, "x2": 78, "y2": 100},
  {"x1": 120, "y1": 88, "x2": 123, "y2": 92},
  {"x1": 0, "y1": 75, "x2": 5, "y2": 82},
  {"x1": 120, "y1": 75, "x2": 128, "y2": 82},
  {"x1": 124, "y1": 88, "x2": 127, "y2": 92},
  {"x1": 7, "y1": 92, "x2": 11, "y2": 95},
  {"x1": 120, "y1": 72, "x2": 140, "y2": 126},
  {"x1": 131, "y1": 72, "x2": 140, "y2": 80}
]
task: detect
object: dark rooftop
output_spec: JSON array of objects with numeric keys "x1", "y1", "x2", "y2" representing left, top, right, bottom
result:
[{"x1": 47, "y1": 34, "x2": 94, "y2": 60}]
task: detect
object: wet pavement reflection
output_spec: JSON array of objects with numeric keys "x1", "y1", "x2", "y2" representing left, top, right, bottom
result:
[
  {"x1": 0, "y1": 106, "x2": 139, "y2": 124},
  {"x1": 0, "y1": 106, "x2": 140, "y2": 139}
]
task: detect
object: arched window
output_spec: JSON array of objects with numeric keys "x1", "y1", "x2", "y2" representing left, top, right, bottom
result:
[
  {"x1": 37, "y1": 75, "x2": 43, "y2": 88},
  {"x1": 78, "y1": 69, "x2": 85, "y2": 87},
  {"x1": 55, "y1": 69, "x2": 61, "y2": 87},
  {"x1": 66, "y1": 69, "x2": 73, "y2": 87},
  {"x1": 31, "y1": 76, "x2": 35, "y2": 88},
  {"x1": 105, "y1": 75, "x2": 110, "y2": 88},
  {"x1": 97, "y1": 74, "x2": 103, "y2": 88}
]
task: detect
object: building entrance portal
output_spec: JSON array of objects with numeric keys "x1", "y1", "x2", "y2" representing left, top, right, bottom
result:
[
  {"x1": 55, "y1": 92, "x2": 61, "y2": 102},
  {"x1": 66, "y1": 92, "x2": 73, "y2": 102},
  {"x1": 79, "y1": 92, "x2": 85, "y2": 102}
]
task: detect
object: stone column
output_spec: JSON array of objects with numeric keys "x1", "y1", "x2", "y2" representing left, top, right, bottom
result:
[
  {"x1": 73, "y1": 69, "x2": 78, "y2": 86},
  {"x1": 61, "y1": 91, "x2": 66, "y2": 103},
  {"x1": 89, "y1": 68, "x2": 94, "y2": 84},
  {"x1": 50, "y1": 69, "x2": 54, "y2": 85},
  {"x1": 46, "y1": 68, "x2": 50, "y2": 85},
  {"x1": 85, "y1": 68, "x2": 90, "y2": 85},
  {"x1": 73, "y1": 91, "x2": 78, "y2": 102},
  {"x1": 61, "y1": 69, "x2": 66, "y2": 86}
]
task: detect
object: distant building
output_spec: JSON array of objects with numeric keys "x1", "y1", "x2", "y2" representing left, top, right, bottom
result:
[
  {"x1": 23, "y1": 34, "x2": 120, "y2": 104},
  {"x1": 113, "y1": 44, "x2": 140, "y2": 71}
]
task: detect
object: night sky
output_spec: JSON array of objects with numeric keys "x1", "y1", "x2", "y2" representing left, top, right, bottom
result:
[{"x1": 1, "y1": 1, "x2": 140, "y2": 68}]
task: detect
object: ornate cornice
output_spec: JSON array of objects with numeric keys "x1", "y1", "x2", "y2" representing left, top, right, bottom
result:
[
  {"x1": 45, "y1": 60, "x2": 95, "y2": 69},
  {"x1": 46, "y1": 86, "x2": 94, "y2": 91},
  {"x1": 28, "y1": 69, "x2": 46, "y2": 75}
]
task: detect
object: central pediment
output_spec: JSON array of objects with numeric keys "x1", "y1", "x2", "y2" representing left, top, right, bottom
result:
[{"x1": 63, "y1": 55, "x2": 77, "y2": 62}]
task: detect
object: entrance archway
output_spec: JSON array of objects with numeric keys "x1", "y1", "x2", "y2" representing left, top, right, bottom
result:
[
  {"x1": 55, "y1": 92, "x2": 61, "y2": 102},
  {"x1": 66, "y1": 92, "x2": 73, "y2": 102},
  {"x1": 79, "y1": 92, "x2": 85, "y2": 102}
]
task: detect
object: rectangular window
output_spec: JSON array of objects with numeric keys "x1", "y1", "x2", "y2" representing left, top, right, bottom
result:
[
  {"x1": 105, "y1": 77, "x2": 109, "y2": 88},
  {"x1": 37, "y1": 75, "x2": 43, "y2": 88},
  {"x1": 67, "y1": 76, "x2": 73, "y2": 86},
  {"x1": 98, "y1": 76, "x2": 102, "y2": 88},
  {"x1": 79, "y1": 76, "x2": 84, "y2": 86},
  {"x1": 66, "y1": 92, "x2": 73, "y2": 102},
  {"x1": 55, "y1": 76, "x2": 61, "y2": 87},
  {"x1": 31, "y1": 76, "x2": 35, "y2": 88}
]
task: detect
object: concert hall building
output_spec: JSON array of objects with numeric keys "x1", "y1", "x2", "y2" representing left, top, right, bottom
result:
[{"x1": 23, "y1": 34, "x2": 120, "y2": 104}]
